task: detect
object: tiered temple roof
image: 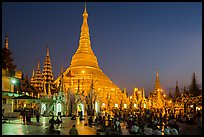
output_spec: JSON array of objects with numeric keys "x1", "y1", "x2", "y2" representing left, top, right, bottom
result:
[{"x1": 42, "y1": 47, "x2": 55, "y2": 96}]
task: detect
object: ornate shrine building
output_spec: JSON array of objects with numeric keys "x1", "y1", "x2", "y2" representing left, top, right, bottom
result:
[{"x1": 148, "y1": 71, "x2": 166, "y2": 109}]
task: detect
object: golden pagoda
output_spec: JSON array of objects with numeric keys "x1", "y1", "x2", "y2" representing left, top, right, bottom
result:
[
  {"x1": 42, "y1": 47, "x2": 56, "y2": 97},
  {"x1": 149, "y1": 70, "x2": 166, "y2": 109},
  {"x1": 54, "y1": 5, "x2": 126, "y2": 114}
]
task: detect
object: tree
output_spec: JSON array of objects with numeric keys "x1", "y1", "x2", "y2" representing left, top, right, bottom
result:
[
  {"x1": 2, "y1": 35, "x2": 16, "y2": 75},
  {"x1": 189, "y1": 73, "x2": 200, "y2": 97},
  {"x1": 174, "y1": 81, "x2": 181, "y2": 99}
]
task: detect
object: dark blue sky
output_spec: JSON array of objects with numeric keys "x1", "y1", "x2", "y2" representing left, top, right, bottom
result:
[{"x1": 2, "y1": 2, "x2": 202, "y2": 96}]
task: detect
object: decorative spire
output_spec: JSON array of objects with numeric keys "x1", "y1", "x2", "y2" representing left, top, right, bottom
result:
[
  {"x1": 42, "y1": 46, "x2": 55, "y2": 96},
  {"x1": 70, "y1": 4, "x2": 99, "y2": 68},
  {"x1": 37, "y1": 58, "x2": 40, "y2": 70},
  {"x1": 83, "y1": 3, "x2": 88, "y2": 22},
  {"x1": 32, "y1": 59, "x2": 43, "y2": 93},
  {"x1": 142, "y1": 88, "x2": 145, "y2": 99},
  {"x1": 154, "y1": 70, "x2": 161, "y2": 91},
  {"x1": 30, "y1": 68, "x2": 36, "y2": 87},
  {"x1": 46, "y1": 46, "x2": 49, "y2": 57},
  {"x1": 5, "y1": 34, "x2": 9, "y2": 49},
  {"x1": 32, "y1": 68, "x2": 35, "y2": 77}
]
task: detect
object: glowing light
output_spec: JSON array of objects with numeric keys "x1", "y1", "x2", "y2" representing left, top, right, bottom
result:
[
  {"x1": 102, "y1": 103, "x2": 105, "y2": 107},
  {"x1": 134, "y1": 103, "x2": 137, "y2": 108},
  {"x1": 130, "y1": 96, "x2": 132, "y2": 99},
  {"x1": 124, "y1": 104, "x2": 127, "y2": 108},
  {"x1": 144, "y1": 104, "x2": 146, "y2": 108},
  {"x1": 134, "y1": 88, "x2": 138, "y2": 92},
  {"x1": 11, "y1": 79, "x2": 16, "y2": 84},
  {"x1": 163, "y1": 94, "x2": 166, "y2": 97},
  {"x1": 81, "y1": 70, "x2": 85, "y2": 74},
  {"x1": 115, "y1": 103, "x2": 118, "y2": 108}
]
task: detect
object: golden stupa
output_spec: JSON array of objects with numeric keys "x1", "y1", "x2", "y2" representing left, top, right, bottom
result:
[{"x1": 55, "y1": 5, "x2": 127, "y2": 110}]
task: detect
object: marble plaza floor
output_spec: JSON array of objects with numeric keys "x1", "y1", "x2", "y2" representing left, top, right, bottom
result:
[{"x1": 2, "y1": 116, "x2": 202, "y2": 135}]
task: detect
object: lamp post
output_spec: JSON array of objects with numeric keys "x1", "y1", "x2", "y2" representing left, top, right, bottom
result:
[
  {"x1": 10, "y1": 78, "x2": 18, "y2": 113},
  {"x1": 10, "y1": 78, "x2": 17, "y2": 92}
]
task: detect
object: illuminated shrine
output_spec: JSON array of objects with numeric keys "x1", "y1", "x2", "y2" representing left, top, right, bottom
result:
[{"x1": 54, "y1": 5, "x2": 127, "y2": 116}]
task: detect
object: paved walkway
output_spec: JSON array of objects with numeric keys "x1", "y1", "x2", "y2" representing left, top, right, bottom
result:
[
  {"x1": 2, "y1": 116, "x2": 202, "y2": 135},
  {"x1": 2, "y1": 116, "x2": 97, "y2": 135}
]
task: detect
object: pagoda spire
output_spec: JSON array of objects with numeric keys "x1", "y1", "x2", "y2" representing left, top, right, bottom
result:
[
  {"x1": 154, "y1": 70, "x2": 161, "y2": 91},
  {"x1": 46, "y1": 46, "x2": 49, "y2": 57},
  {"x1": 32, "y1": 68, "x2": 35, "y2": 77},
  {"x1": 4, "y1": 34, "x2": 9, "y2": 49},
  {"x1": 33, "y1": 59, "x2": 43, "y2": 93},
  {"x1": 37, "y1": 59, "x2": 40, "y2": 70},
  {"x1": 42, "y1": 46, "x2": 55, "y2": 96},
  {"x1": 30, "y1": 68, "x2": 35, "y2": 86},
  {"x1": 70, "y1": 3, "x2": 99, "y2": 68}
]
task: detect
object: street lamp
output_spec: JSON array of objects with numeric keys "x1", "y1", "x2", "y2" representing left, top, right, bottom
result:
[{"x1": 10, "y1": 78, "x2": 17, "y2": 92}]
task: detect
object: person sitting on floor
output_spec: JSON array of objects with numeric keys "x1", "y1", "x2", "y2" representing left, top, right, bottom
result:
[
  {"x1": 55, "y1": 116, "x2": 62, "y2": 128},
  {"x1": 69, "y1": 124, "x2": 78, "y2": 135},
  {"x1": 49, "y1": 116, "x2": 56, "y2": 133}
]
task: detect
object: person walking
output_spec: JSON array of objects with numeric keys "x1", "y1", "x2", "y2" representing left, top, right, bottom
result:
[
  {"x1": 35, "y1": 110, "x2": 40, "y2": 123},
  {"x1": 69, "y1": 124, "x2": 78, "y2": 135}
]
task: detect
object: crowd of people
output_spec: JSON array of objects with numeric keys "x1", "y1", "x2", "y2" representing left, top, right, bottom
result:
[
  {"x1": 88, "y1": 108, "x2": 202, "y2": 135},
  {"x1": 18, "y1": 107, "x2": 41, "y2": 124},
  {"x1": 4, "y1": 106, "x2": 201, "y2": 135}
]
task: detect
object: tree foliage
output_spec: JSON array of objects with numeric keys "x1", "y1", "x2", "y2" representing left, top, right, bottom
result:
[
  {"x1": 174, "y1": 81, "x2": 181, "y2": 99},
  {"x1": 189, "y1": 73, "x2": 200, "y2": 97},
  {"x1": 2, "y1": 47, "x2": 16, "y2": 75}
]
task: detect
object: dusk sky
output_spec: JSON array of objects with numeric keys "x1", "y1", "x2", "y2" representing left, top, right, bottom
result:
[{"x1": 2, "y1": 2, "x2": 202, "y2": 96}]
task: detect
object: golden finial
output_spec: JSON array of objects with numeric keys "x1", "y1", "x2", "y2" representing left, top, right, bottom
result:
[
  {"x1": 85, "y1": 2, "x2": 87, "y2": 13},
  {"x1": 32, "y1": 68, "x2": 35, "y2": 77},
  {"x1": 83, "y1": 2, "x2": 88, "y2": 20},
  {"x1": 46, "y1": 46, "x2": 49, "y2": 57},
  {"x1": 37, "y1": 58, "x2": 40, "y2": 70}
]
